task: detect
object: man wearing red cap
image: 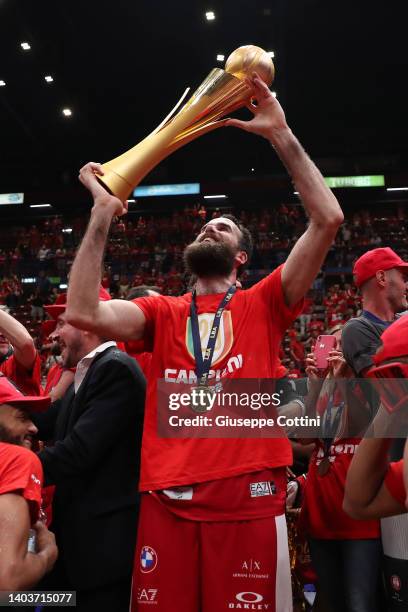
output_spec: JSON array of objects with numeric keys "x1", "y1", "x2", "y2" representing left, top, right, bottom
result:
[
  {"x1": 0, "y1": 308, "x2": 42, "y2": 397},
  {"x1": 342, "y1": 247, "x2": 408, "y2": 378},
  {"x1": 0, "y1": 374, "x2": 57, "y2": 589}
]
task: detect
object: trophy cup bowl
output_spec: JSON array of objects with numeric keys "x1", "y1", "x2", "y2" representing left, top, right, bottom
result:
[{"x1": 98, "y1": 45, "x2": 275, "y2": 201}]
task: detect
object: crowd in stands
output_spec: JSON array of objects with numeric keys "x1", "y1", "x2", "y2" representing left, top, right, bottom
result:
[{"x1": 1, "y1": 203, "x2": 406, "y2": 384}]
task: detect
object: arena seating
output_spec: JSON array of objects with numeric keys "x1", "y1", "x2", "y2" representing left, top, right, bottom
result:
[{"x1": 1, "y1": 202, "x2": 407, "y2": 379}]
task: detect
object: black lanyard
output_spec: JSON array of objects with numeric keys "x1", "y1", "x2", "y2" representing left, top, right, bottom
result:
[{"x1": 190, "y1": 285, "x2": 236, "y2": 386}]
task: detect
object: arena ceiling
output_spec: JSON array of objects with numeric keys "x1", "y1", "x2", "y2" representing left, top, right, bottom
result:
[{"x1": 0, "y1": 0, "x2": 407, "y2": 199}]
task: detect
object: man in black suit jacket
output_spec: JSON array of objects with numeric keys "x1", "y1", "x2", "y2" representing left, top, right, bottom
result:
[{"x1": 34, "y1": 307, "x2": 145, "y2": 612}]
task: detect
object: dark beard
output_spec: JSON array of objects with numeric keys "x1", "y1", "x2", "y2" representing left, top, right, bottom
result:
[
  {"x1": 183, "y1": 241, "x2": 236, "y2": 279},
  {"x1": 0, "y1": 424, "x2": 22, "y2": 446}
]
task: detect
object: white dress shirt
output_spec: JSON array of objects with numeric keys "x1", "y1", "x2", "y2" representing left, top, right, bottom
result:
[{"x1": 74, "y1": 341, "x2": 117, "y2": 393}]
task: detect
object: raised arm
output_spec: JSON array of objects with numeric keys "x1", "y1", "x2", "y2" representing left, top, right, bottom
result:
[
  {"x1": 343, "y1": 437, "x2": 405, "y2": 520},
  {"x1": 226, "y1": 74, "x2": 344, "y2": 307},
  {"x1": 0, "y1": 309, "x2": 36, "y2": 371},
  {"x1": 65, "y1": 163, "x2": 146, "y2": 340},
  {"x1": 343, "y1": 406, "x2": 407, "y2": 519}
]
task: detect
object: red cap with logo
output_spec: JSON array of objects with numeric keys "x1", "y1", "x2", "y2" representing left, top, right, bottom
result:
[
  {"x1": 353, "y1": 247, "x2": 408, "y2": 288},
  {"x1": 373, "y1": 316, "x2": 408, "y2": 365},
  {"x1": 0, "y1": 374, "x2": 51, "y2": 413}
]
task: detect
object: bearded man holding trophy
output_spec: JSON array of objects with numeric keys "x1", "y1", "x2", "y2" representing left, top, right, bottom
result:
[{"x1": 65, "y1": 46, "x2": 343, "y2": 612}]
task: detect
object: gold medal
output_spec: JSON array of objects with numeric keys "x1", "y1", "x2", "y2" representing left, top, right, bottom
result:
[
  {"x1": 190, "y1": 385, "x2": 216, "y2": 414},
  {"x1": 317, "y1": 456, "x2": 331, "y2": 476}
]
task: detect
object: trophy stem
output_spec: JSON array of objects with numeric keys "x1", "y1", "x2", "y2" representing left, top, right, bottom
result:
[{"x1": 98, "y1": 69, "x2": 252, "y2": 201}]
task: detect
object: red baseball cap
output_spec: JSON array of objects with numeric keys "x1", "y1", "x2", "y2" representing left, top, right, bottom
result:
[
  {"x1": 42, "y1": 287, "x2": 111, "y2": 335},
  {"x1": 0, "y1": 374, "x2": 51, "y2": 413},
  {"x1": 373, "y1": 316, "x2": 408, "y2": 365},
  {"x1": 353, "y1": 247, "x2": 408, "y2": 288}
]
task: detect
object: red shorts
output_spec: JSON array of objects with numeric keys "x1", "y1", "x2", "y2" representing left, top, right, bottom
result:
[{"x1": 131, "y1": 470, "x2": 292, "y2": 612}]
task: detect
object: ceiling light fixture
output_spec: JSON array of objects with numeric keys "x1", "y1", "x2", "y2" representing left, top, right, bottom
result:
[
  {"x1": 21, "y1": 42, "x2": 31, "y2": 51},
  {"x1": 386, "y1": 187, "x2": 408, "y2": 191},
  {"x1": 30, "y1": 204, "x2": 52, "y2": 208},
  {"x1": 62, "y1": 108, "x2": 72, "y2": 117},
  {"x1": 267, "y1": 51, "x2": 275, "y2": 58},
  {"x1": 44, "y1": 75, "x2": 54, "y2": 83},
  {"x1": 0, "y1": 80, "x2": 6, "y2": 87},
  {"x1": 205, "y1": 11, "x2": 215, "y2": 20},
  {"x1": 216, "y1": 54, "x2": 225, "y2": 61}
]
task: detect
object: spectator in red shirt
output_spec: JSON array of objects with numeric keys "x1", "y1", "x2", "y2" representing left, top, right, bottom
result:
[
  {"x1": 307, "y1": 313, "x2": 325, "y2": 334},
  {"x1": 0, "y1": 375, "x2": 57, "y2": 589},
  {"x1": 327, "y1": 305, "x2": 346, "y2": 328},
  {"x1": 0, "y1": 309, "x2": 42, "y2": 397},
  {"x1": 287, "y1": 360, "x2": 302, "y2": 379}
]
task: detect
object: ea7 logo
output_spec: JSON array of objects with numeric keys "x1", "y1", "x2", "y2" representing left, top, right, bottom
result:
[
  {"x1": 249, "y1": 481, "x2": 275, "y2": 498},
  {"x1": 137, "y1": 588, "x2": 158, "y2": 603}
]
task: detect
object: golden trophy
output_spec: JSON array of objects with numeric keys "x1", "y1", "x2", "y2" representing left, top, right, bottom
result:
[{"x1": 98, "y1": 45, "x2": 275, "y2": 201}]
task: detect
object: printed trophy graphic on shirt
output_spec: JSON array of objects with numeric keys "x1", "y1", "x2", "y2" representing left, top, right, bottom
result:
[{"x1": 97, "y1": 45, "x2": 275, "y2": 201}]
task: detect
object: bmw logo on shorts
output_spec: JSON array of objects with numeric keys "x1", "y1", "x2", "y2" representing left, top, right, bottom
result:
[{"x1": 140, "y1": 545, "x2": 158, "y2": 573}]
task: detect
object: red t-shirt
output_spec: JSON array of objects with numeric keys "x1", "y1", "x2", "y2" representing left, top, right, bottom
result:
[
  {"x1": 134, "y1": 265, "x2": 303, "y2": 491},
  {"x1": 385, "y1": 460, "x2": 406, "y2": 507},
  {"x1": 0, "y1": 442, "x2": 43, "y2": 524},
  {"x1": 300, "y1": 438, "x2": 380, "y2": 539},
  {"x1": 287, "y1": 369, "x2": 302, "y2": 379},
  {"x1": 43, "y1": 363, "x2": 75, "y2": 395},
  {"x1": 0, "y1": 353, "x2": 42, "y2": 397},
  {"x1": 124, "y1": 339, "x2": 152, "y2": 379},
  {"x1": 44, "y1": 363, "x2": 64, "y2": 395}
]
